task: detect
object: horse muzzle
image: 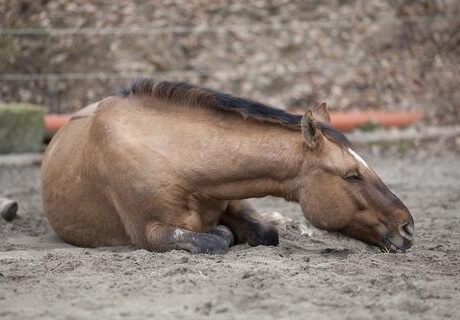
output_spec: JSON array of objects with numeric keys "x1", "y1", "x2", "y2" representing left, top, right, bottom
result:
[{"x1": 381, "y1": 221, "x2": 414, "y2": 253}]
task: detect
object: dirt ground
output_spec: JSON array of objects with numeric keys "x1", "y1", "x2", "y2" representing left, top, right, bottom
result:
[{"x1": 0, "y1": 140, "x2": 459, "y2": 320}]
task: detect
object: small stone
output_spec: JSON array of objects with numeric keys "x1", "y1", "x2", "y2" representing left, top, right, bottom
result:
[{"x1": 0, "y1": 198, "x2": 18, "y2": 222}]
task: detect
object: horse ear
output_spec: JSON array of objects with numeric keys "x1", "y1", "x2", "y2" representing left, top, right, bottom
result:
[
  {"x1": 301, "y1": 110, "x2": 322, "y2": 149},
  {"x1": 313, "y1": 102, "x2": 331, "y2": 124}
]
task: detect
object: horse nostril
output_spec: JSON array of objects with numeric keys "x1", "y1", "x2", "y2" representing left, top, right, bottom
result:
[{"x1": 398, "y1": 222, "x2": 414, "y2": 242}]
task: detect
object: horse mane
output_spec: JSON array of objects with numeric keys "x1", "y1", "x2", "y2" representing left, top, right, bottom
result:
[{"x1": 116, "y1": 78, "x2": 351, "y2": 147}]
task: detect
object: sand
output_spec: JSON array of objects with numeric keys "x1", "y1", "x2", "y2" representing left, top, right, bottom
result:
[{"x1": 0, "y1": 147, "x2": 459, "y2": 320}]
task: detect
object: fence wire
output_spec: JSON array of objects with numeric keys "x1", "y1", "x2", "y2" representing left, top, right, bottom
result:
[
  {"x1": 0, "y1": 61, "x2": 457, "y2": 82},
  {"x1": 0, "y1": 14, "x2": 444, "y2": 36},
  {"x1": 0, "y1": 14, "x2": 456, "y2": 82}
]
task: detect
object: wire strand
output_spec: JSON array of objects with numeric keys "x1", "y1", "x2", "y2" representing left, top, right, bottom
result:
[
  {"x1": 0, "y1": 15, "x2": 445, "y2": 36},
  {"x1": 1, "y1": 61, "x2": 456, "y2": 82}
]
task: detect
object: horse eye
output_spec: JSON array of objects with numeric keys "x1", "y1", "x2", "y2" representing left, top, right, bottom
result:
[{"x1": 344, "y1": 172, "x2": 362, "y2": 182}]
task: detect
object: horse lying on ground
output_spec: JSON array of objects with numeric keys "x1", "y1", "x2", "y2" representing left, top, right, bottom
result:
[{"x1": 41, "y1": 79, "x2": 414, "y2": 254}]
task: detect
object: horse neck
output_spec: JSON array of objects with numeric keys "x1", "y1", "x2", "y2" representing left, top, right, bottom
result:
[{"x1": 196, "y1": 119, "x2": 305, "y2": 201}]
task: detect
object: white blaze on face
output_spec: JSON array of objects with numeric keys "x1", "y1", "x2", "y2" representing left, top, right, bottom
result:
[{"x1": 347, "y1": 148, "x2": 369, "y2": 169}]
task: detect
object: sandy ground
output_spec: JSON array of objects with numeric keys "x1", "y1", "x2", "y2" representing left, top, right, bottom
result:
[{"x1": 0, "y1": 142, "x2": 459, "y2": 320}]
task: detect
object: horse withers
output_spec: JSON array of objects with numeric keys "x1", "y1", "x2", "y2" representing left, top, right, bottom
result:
[{"x1": 41, "y1": 80, "x2": 414, "y2": 254}]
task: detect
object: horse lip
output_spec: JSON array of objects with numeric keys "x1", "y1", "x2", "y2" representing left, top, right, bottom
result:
[{"x1": 382, "y1": 237, "x2": 407, "y2": 253}]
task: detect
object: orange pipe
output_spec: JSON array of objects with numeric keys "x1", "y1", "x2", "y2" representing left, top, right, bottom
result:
[
  {"x1": 45, "y1": 114, "x2": 71, "y2": 134},
  {"x1": 330, "y1": 112, "x2": 370, "y2": 132},
  {"x1": 330, "y1": 111, "x2": 423, "y2": 131},
  {"x1": 366, "y1": 111, "x2": 424, "y2": 128},
  {"x1": 44, "y1": 111, "x2": 423, "y2": 134}
]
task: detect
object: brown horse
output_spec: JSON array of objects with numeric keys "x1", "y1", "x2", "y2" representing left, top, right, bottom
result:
[{"x1": 41, "y1": 79, "x2": 414, "y2": 254}]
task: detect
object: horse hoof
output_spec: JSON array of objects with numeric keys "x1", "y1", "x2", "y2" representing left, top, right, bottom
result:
[
  {"x1": 189, "y1": 233, "x2": 231, "y2": 255},
  {"x1": 0, "y1": 198, "x2": 18, "y2": 222},
  {"x1": 249, "y1": 224, "x2": 279, "y2": 247},
  {"x1": 210, "y1": 225, "x2": 234, "y2": 247}
]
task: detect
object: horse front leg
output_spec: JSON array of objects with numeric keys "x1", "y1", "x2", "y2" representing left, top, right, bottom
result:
[
  {"x1": 220, "y1": 200, "x2": 279, "y2": 246},
  {"x1": 143, "y1": 221, "x2": 234, "y2": 254}
]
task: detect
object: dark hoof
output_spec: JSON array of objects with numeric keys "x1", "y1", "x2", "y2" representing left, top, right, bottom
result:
[
  {"x1": 249, "y1": 224, "x2": 279, "y2": 247},
  {"x1": 209, "y1": 225, "x2": 234, "y2": 247},
  {"x1": 0, "y1": 198, "x2": 18, "y2": 222},
  {"x1": 188, "y1": 233, "x2": 231, "y2": 255}
]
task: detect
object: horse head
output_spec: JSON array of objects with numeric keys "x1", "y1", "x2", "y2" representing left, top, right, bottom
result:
[{"x1": 297, "y1": 103, "x2": 414, "y2": 252}]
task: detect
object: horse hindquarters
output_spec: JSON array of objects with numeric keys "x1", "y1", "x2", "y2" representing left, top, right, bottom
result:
[
  {"x1": 41, "y1": 119, "x2": 131, "y2": 247},
  {"x1": 44, "y1": 98, "x2": 233, "y2": 253}
]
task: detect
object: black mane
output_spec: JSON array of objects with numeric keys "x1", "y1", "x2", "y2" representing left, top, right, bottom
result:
[{"x1": 116, "y1": 78, "x2": 351, "y2": 146}]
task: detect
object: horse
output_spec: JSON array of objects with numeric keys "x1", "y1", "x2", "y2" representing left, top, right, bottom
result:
[{"x1": 41, "y1": 79, "x2": 414, "y2": 254}]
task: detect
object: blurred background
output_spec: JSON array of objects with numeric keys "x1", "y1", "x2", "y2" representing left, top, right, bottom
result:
[{"x1": 1, "y1": 0, "x2": 459, "y2": 126}]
